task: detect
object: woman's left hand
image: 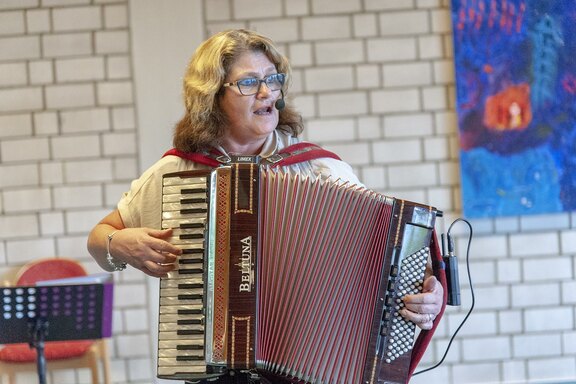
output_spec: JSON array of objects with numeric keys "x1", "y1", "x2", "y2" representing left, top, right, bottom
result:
[{"x1": 400, "y1": 275, "x2": 444, "y2": 330}]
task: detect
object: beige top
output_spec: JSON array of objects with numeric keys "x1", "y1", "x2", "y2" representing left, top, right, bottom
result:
[{"x1": 117, "y1": 129, "x2": 361, "y2": 229}]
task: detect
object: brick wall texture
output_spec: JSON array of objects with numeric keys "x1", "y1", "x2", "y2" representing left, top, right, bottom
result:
[{"x1": 0, "y1": 0, "x2": 575, "y2": 383}]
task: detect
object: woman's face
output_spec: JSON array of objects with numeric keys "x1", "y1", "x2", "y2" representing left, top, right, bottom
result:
[{"x1": 220, "y1": 50, "x2": 281, "y2": 154}]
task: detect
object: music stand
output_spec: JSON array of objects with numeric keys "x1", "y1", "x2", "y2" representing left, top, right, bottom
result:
[{"x1": 0, "y1": 273, "x2": 114, "y2": 384}]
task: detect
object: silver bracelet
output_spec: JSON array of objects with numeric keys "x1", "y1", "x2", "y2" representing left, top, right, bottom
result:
[{"x1": 106, "y1": 230, "x2": 127, "y2": 271}]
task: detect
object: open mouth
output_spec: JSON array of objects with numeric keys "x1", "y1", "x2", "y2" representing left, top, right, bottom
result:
[{"x1": 254, "y1": 106, "x2": 273, "y2": 115}]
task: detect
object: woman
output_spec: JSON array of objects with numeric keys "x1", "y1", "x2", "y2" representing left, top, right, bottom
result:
[{"x1": 87, "y1": 29, "x2": 443, "y2": 383}]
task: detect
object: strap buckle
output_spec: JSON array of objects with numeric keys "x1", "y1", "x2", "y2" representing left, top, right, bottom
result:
[
  {"x1": 264, "y1": 153, "x2": 284, "y2": 164},
  {"x1": 215, "y1": 154, "x2": 231, "y2": 164}
]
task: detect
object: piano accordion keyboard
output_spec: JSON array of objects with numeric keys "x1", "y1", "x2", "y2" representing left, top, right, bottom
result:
[{"x1": 158, "y1": 173, "x2": 209, "y2": 377}]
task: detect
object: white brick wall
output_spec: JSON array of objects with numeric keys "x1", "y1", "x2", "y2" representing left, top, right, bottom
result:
[
  {"x1": 0, "y1": 87, "x2": 43, "y2": 113},
  {"x1": 1, "y1": 1, "x2": 574, "y2": 384},
  {"x1": 368, "y1": 37, "x2": 418, "y2": 62},
  {"x1": 0, "y1": 1, "x2": 141, "y2": 383},
  {"x1": 0, "y1": 63, "x2": 27, "y2": 86},
  {"x1": 43, "y1": 32, "x2": 92, "y2": 57}
]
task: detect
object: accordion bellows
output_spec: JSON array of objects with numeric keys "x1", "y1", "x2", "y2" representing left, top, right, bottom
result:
[{"x1": 157, "y1": 161, "x2": 440, "y2": 384}]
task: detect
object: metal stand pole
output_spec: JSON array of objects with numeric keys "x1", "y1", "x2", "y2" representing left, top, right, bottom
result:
[{"x1": 29, "y1": 318, "x2": 49, "y2": 384}]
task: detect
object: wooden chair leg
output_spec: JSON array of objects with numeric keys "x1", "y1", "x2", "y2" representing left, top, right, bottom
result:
[
  {"x1": 88, "y1": 351, "x2": 100, "y2": 384},
  {"x1": 99, "y1": 341, "x2": 112, "y2": 384},
  {"x1": 8, "y1": 373, "x2": 16, "y2": 384},
  {"x1": 90, "y1": 364, "x2": 100, "y2": 384}
]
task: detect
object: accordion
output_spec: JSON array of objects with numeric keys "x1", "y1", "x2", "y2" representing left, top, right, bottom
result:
[{"x1": 157, "y1": 158, "x2": 442, "y2": 384}]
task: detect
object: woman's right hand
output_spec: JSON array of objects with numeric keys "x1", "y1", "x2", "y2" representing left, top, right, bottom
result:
[
  {"x1": 108, "y1": 227, "x2": 182, "y2": 277},
  {"x1": 87, "y1": 209, "x2": 182, "y2": 278}
]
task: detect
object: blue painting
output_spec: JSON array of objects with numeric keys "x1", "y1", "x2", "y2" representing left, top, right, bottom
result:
[{"x1": 451, "y1": 0, "x2": 576, "y2": 218}]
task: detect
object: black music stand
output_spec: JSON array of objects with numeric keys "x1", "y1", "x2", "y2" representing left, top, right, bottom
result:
[{"x1": 0, "y1": 273, "x2": 114, "y2": 384}]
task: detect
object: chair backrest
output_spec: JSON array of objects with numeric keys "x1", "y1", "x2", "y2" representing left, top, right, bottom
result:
[{"x1": 15, "y1": 258, "x2": 87, "y2": 286}]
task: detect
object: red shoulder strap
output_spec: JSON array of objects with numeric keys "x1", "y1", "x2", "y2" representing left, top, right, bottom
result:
[
  {"x1": 163, "y1": 142, "x2": 342, "y2": 168},
  {"x1": 266, "y1": 142, "x2": 341, "y2": 168},
  {"x1": 407, "y1": 229, "x2": 448, "y2": 381},
  {"x1": 162, "y1": 148, "x2": 222, "y2": 168}
]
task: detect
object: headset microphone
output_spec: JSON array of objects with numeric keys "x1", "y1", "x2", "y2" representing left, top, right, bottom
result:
[{"x1": 275, "y1": 90, "x2": 285, "y2": 110}]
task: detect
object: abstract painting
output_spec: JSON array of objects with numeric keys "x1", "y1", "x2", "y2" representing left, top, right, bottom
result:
[{"x1": 451, "y1": 0, "x2": 576, "y2": 218}]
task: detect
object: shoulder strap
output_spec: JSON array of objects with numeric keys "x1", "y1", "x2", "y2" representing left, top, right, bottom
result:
[
  {"x1": 264, "y1": 142, "x2": 341, "y2": 168},
  {"x1": 407, "y1": 229, "x2": 448, "y2": 381},
  {"x1": 163, "y1": 142, "x2": 342, "y2": 168},
  {"x1": 162, "y1": 148, "x2": 223, "y2": 168}
]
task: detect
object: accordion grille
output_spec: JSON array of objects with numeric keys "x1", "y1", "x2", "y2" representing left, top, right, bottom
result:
[{"x1": 256, "y1": 171, "x2": 393, "y2": 383}]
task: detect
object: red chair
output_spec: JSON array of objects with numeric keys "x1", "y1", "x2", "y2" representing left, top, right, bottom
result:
[{"x1": 0, "y1": 258, "x2": 112, "y2": 384}]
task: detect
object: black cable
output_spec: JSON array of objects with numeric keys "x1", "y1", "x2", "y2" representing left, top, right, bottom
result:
[{"x1": 413, "y1": 218, "x2": 475, "y2": 376}]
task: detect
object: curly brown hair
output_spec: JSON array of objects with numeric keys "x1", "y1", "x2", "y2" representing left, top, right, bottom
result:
[{"x1": 173, "y1": 29, "x2": 303, "y2": 153}]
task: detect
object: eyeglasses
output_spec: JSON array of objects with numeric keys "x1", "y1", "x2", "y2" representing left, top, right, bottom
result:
[{"x1": 223, "y1": 73, "x2": 285, "y2": 96}]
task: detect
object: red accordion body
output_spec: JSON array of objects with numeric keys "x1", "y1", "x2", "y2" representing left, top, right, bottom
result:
[{"x1": 157, "y1": 159, "x2": 443, "y2": 384}]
